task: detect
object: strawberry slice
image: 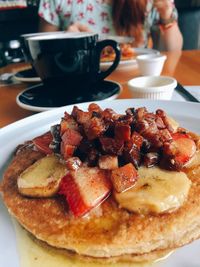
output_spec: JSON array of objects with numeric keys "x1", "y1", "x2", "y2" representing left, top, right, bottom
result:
[
  {"x1": 171, "y1": 132, "x2": 196, "y2": 164},
  {"x1": 60, "y1": 112, "x2": 78, "y2": 135},
  {"x1": 33, "y1": 131, "x2": 53, "y2": 154},
  {"x1": 111, "y1": 163, "x2": 138, "y2": 193},
  {"x1": 61, "y1": 128, "x2": 82, "y2": 146},
  {"x1": 162, "y1": 132, "x2": 196, "y2": 170},
  {"x1": 59, "y1": 167, "x2": 112, "y2": 217}
]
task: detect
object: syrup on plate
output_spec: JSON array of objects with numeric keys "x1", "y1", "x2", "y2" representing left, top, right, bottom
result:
[{"x1": 13, "y1": 219, "x2": 172, "y2": 267}]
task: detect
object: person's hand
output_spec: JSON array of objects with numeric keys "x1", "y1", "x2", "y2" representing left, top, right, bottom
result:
[
  {"x1": 153, "y1": 0, "x2": 174, "y2": 20},
  {"x1": 67, "y1": 22, "x2": 91, "y2": 32}
]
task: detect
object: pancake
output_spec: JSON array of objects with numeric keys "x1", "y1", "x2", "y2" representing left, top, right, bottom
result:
[
  {"x1": 23, "y1": 221, "x2": 174, "y2": 264},
  {"x1": 1, "y1": 145, "x2": 200, "y2": 262}
]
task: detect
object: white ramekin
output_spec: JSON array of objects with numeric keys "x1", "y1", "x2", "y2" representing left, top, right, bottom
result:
[
  {"x1": 136, "y1": 54, "x2": 167, "y2": 76},
  {"x1": 128, "y1": 76, "x2": 177, "y2": 100}
]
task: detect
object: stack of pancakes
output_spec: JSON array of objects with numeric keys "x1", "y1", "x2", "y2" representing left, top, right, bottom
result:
[{"x1": 1, "y1": 144, "x2": 200, "y2": 264}]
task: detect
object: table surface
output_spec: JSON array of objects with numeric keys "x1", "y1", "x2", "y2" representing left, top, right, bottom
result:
[{"x1": 0, "y1": 50, "x2": 200, "y2": 128}]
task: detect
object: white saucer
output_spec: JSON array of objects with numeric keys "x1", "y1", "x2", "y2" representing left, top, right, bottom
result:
[
  {"x1": 14, "y1": 68, "x2": 41, "y2": 83},
  {"x1": 16, "y1": 80, "x2": 122, "y2": 112}
]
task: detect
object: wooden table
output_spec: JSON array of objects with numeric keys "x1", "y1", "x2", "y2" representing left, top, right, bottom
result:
[{"x1": 0, "y1": 50, "x2": 200, "y2": 128}]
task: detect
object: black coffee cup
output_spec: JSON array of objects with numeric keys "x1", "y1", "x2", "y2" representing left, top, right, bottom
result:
[
  {"x1": 27, "y1": 32, "x2": 120, "y2": 91},
  {"x1": 20, "y1": 32, "x2": 65, "y2": 78},
  {"x1": 20, "y1": 32, "x2": 65, "y2": 63}
]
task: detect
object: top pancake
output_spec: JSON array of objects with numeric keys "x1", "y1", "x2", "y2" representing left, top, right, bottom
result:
[{"x1": 1, "y1": 146, "x2": 200, "y2": 259}]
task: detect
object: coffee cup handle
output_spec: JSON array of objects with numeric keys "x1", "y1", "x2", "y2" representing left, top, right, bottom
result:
[{"x1": 96, "y1": 40, "x2": 120, "y2": 80}]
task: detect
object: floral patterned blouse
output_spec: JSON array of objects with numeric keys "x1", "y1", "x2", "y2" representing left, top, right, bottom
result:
[{"x1": 39, "y1": 0, "x2": 178, "y2": 47}]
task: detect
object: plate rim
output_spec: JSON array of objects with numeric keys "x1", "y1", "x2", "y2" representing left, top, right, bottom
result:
[
  {"x1": 1, "y1": 98, "x2": 200, "y2": 267},
  {"x1": 100, "y1": 48, "x2": 160, "y2": 67}
]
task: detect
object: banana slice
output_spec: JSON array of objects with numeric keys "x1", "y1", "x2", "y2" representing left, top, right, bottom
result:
[
  {"x1": 18, "y1": 155, "x2": 67, "y2": 198},
  {"x1": 114, "y1": 166, "x2": 191, "y2": 215}
]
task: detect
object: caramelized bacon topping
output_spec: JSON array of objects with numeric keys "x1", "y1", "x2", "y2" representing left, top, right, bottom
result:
[{"x1": 45, "y1": 104, "x2": 196, "y2": 172}]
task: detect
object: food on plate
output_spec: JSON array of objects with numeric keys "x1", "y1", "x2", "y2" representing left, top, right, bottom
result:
[
  {"x1": 17, "y1": 154, "x2": 67, "y2": 197},
  {"x1": 114, "y1": 166, "x2": 191, "y2": 214},
  {"x1": 101, "y1": 43, "x2": 136, "y2": 62},
  {"x1": 1, "y1": 103, "x2": 200, "y2": 264}
]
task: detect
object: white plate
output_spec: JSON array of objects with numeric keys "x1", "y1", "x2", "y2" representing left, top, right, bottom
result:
[
  {"x1": 100, "y1": 48, "x2": 160, "y2": 70},
  {"x1": 0, "y1": 99, "x2": 200, "y2": 267}
]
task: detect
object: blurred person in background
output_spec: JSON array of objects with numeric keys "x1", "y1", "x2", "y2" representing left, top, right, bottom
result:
[{"x1": 38, "y1": 0, "x2": 183, "y2": 51}]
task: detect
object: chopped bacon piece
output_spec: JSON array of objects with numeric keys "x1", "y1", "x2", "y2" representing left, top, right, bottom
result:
[
  {"x1": 138, "y1": 123, "x2": 172, "y2": 149},
  {"x1": 117, "y1": 114, "x2": 133, "y2": 125},
  {"x1": 98, "y1": 155, "x2": 118, "y2": 170},
  {"x1": 61, "y1": 128, "x2": 82, "y2": 146},
  {"x1": 102, "y1": 108, "x2": 120, "y2": 122},
  {"x1": 61, "y1": 143, "x2": 75, "y2": 159},
  {"x1": 88, "y1": 103, "x2": 102, "y2": 113},
  {"x1": 77, "y1": 110, "x2": 92, "y2": 124},
  {"x1": 141, "y1": 121, "x2": 158, "y2": 136},
  {"x1": 115, "y1": 124, "x2": 131, "y2": 141},
  {"x1": 136, "y1": 107, "x2": 147, "y2": 120},
  {"x1": 33, "y1": 131, "x2": 53, "y2": 154},
  {"x1": 60, "y1": 119, "x2": 69, "y2": 135},
  {"x1": 100, "y1": 137, "x2": 124, "y2": 155},
  {"x1": 125, "y1": 107, "x2": 135, "y2": 116},
  {"x1": 159, "y1": 129, "x2": 172, "y2": 143},
  {"x1": 135, "y1": 120, "x2": 149, "y2": 133},
  {"x1": 156, "y1": 109, "x2": 174, "y2": 133},
  {"x1": 71, "y1": 106, "x2": 79, "y2": 119},
  {"x1": 72, "y1": 106, "x2": 91, "y2": 124},
  {"x1": 111, "y1": 163, "x2": 138, "y2": 193},
  {"x1": 131, "y1": 132, "x2": 144, "y2": 150},
  {"x1": 144, "y1": 113, "x2": 157, "y2": 124},
  {"x1": 58, "y1": 167, "x2": 112, "y2": 217},
  {"x1": 83, "y1": 117, "x2": 107, "y2": 140},
  {"x1": 122, "y1": 132, "x2": 144, "y2": 168},
  {"x1": 133, "y1": 108, "x2": 175, "y2": 150},
  {"x1": 60, "y1": 112, "x2": 78, "y2": 135},
  {"x1": 123, "y1": 140, "x2": 141, "y2": 168}
]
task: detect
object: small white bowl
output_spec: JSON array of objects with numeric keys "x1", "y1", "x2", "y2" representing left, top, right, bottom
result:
[
  {"x1": 128, "y1": 76, "x2": 177, "y2": 100},
  {"x1": 136, "y1": 54, "x2": 167, "y2": 76}
]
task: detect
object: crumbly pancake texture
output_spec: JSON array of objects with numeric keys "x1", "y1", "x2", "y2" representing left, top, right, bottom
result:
[{"x1": 1, "y1": 146, "x2": 200, "y2": 261}]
